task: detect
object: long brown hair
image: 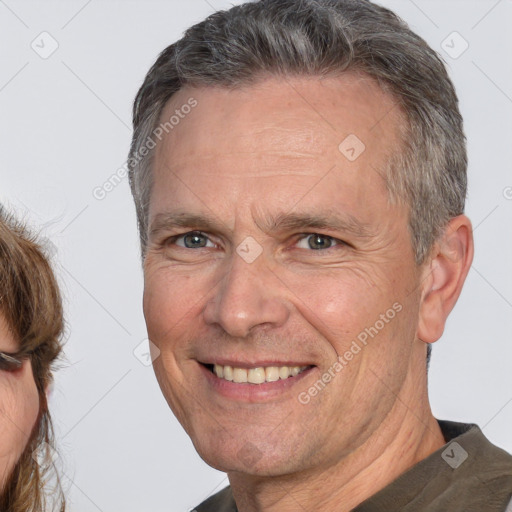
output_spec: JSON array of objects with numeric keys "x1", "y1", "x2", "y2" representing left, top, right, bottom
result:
[{"x1": 0, "y1": 206, "x2": 66, "y2": 511}]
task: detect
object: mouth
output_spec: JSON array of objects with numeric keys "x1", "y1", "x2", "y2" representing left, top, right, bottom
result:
[
  {"x1": 204, "y1": 363, "x2": 312, "y2": 384},
  {"x1": 197, "y1": 359, "x2": 317, "y2": 401}
]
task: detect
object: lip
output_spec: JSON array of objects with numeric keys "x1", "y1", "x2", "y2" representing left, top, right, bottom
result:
[{"x1": 198, "y1": 361, "x2": 317, "y2": 402}]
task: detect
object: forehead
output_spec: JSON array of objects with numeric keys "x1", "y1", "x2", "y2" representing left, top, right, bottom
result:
[
  {"x1": 150, "y1": 73, "x2": 405, "y2": 225},
  {"x1": 158, "y1": 73, "x2": 403, "y2": 164}
]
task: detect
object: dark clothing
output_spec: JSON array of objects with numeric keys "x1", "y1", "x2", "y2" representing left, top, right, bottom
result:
[{"x1": 195, "y1": 420, "x2": 512, "y2": 511}]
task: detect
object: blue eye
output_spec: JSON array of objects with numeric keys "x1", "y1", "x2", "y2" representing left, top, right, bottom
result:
[
  {"x1": 296, "y1": 234, "x2": 338, "y2": 250},
  {"x1": 175, "y1": 231, "x2": 214, "y2": 249}
]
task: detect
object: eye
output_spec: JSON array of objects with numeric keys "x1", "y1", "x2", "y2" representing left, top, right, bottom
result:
[
  {"x1": 0, "y1": 352, "x2": 23, "y2": 372},
  {"x1": 296, "y1": 233, "x2": 340, "y2": 250},
  {"x1": 173, "y1": 231, "x2": 215, "y2": 249}
]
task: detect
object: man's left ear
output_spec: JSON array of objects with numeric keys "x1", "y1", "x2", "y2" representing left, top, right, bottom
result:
[{"x1": 417, "y1": 214, "x2": 474, "y2": 344}]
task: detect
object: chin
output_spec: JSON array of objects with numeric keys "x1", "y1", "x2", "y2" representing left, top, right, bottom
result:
[{"x1": 192, "y1": 434, "x2": 305, "y2": 477}]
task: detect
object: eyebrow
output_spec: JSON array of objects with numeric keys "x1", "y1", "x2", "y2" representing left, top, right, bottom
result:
[
  {"x1": 256, "y1": 211, "x2": 374, "y2": 238},
  {"x1": 149, "y1": 211, "x2": 225, "y2": 241},
  {"x1": 149, "y1": 209, "x2": 374, "y2": 241}
]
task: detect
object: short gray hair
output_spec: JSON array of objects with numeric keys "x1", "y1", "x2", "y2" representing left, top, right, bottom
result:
[{"x1": 128, "y1": 0, "x2": 467, "y2": 266}]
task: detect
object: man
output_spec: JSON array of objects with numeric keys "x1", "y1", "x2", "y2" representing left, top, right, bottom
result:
[{"x1": 127, "y1": 0, "x2": 512, "y2": 510}]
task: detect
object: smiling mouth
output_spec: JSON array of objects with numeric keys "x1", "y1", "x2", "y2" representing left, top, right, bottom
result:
[{"x1": 204, "y1": 363, "x2": 312, "y2": 384}]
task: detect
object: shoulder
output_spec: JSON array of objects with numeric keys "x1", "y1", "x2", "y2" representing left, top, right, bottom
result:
[{"x1": 436, "y1": 420, "x2": 512, "y2": 510}]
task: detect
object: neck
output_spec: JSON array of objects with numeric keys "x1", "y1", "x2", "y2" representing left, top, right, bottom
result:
[{"x1": 228, "y1": 368, "x2": 445, "y2": 512}]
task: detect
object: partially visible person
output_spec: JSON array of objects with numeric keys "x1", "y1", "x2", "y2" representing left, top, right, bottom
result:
[{"x1": 0, "y1": 205, "x2": 66, "y2": 512}]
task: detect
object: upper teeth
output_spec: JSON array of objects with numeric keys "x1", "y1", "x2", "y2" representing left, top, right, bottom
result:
[{"x1": 213, "y1": 364, "x2": 308, "y2": 384}]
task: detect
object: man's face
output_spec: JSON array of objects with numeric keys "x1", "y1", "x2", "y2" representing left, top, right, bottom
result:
[{"x1": 143, "y1": 75, "x2": 426, "y2": 476}]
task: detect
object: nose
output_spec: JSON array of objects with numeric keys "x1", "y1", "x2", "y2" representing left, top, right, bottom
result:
[{"x1": 203, "y1": 250, "x2": 290, "y2": 338}]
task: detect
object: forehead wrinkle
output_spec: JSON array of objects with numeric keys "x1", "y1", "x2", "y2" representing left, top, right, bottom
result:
[
  {"x1": 165, "y1": 151, "x2": 328, "y2": 171},
  {"x1": 158, "y1": 133, "x2": 335, "y2": 171}
]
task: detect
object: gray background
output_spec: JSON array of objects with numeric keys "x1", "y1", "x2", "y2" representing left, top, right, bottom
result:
[{"x1": 0, "y1": 0, "x2": 511, "y2": 510}]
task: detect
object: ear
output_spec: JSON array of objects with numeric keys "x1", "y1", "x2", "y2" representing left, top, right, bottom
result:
[{"x1": 417, "y1": 215, "x2": 474, "y2": 344}]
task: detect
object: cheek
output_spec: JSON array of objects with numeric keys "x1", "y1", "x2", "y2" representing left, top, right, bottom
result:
[
  {"x1": 143, "y1": 271, "x2": 202, "y2": 344},
  {"x1": 0, "y1": 365, "x2": 40, "y2": 481},
  {"x1": 284, "y1": 264, "x2": 416, "y2": 366},
  {"x1": 143, "y1": 270, "x2": 203, "y2": 387},
  {"x1": 144, "y1": 274, "x2": 209, "y2": 434},
  {"x1": 284, "y1": 270, "x2": 384, "y2": 339}
]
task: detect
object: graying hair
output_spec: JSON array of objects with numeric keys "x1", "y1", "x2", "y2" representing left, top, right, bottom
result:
[{"x1": 128, "y1": 0, "x2": 467, "y2": 268}]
